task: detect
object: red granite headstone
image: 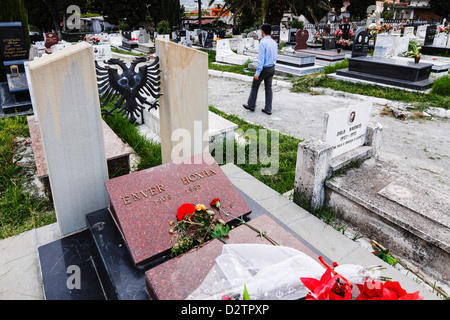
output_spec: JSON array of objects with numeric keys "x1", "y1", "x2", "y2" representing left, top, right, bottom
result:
[
  {"x1": 104, "y1": 153, "x2": 252, "y2": 266},
  {"x1": 145, "y1": 214, "x2": 321, "y2": 300},
  {"x1": 44, "y1": 32, "x2": 59, "y2": 49},
  {"x1": 294, "y1": 29, "x2": 309, "y2": 51}
]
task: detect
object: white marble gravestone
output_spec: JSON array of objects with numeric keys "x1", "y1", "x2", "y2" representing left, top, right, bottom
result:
[
  {"x1": 27, "y1": 42, "x2": 109, "y2": 236},
  {"x1": 373, "y1": 33, "x2": 394, "y2": 58},
  {"x1": 155, "y1": 39, "x2": 209, "y2": 164},
  {"x1": 216, "y1": 39, "x2": 250, "y2": 65},
  {"x1": 323, "y1": 101, "x2": 373, "y2": 158},
  {"x1": 434, "y1": 33, "x2": 447, "y2": 46}
]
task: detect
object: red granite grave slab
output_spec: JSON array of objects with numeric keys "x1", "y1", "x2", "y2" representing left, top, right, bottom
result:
[
  {"x1": 104, "y1": 152, "x2": 252, "y2": 267},
  {"x1": 145, "y1": 214, "x2": 320, "y2": 300},
  {"x1": 27, "y1": 115, "x2": 133, "y2": 191}
]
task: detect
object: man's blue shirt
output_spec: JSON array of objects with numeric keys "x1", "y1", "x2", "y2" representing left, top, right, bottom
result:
[{"x1": 256, "y1": 35, "x2": 278, "y2": 76}]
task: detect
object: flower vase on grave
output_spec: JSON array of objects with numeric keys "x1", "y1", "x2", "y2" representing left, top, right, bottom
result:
[{"x1": 414, "y1": 55, "x2": 421, "y2": 64}]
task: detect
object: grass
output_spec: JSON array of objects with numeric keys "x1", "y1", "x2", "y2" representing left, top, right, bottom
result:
[
  {"x1": 102, "y1": 109, "x2": 162, "y2": 171},
  {"x1": 209, "y1": 106, "x2": 301, "y2": 194},
  {"x1": 291, "y1": 71, "x2": 450, "y2": 110},
  {"x1": 0, "y1": 116, "x2": 56, "y2": 239},
  {"x1": 203, "y1": 49, "x2": 254, "y2": 76}
]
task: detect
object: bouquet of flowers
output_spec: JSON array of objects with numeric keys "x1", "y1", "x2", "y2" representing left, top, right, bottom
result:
[
  {"x1": 313, "y1": 32, "x2": 322, "y2": 44},
  {"x1": 337, "y1": 38, "x2": 351, "y2": 47},
  {"x1": 334, "y1": 28, "x2": 343, "y2": 38}
]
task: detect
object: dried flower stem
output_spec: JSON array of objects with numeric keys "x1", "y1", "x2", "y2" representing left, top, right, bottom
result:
[{"x1": 218, "y1": 208, "x2": 281, "y2": 246}]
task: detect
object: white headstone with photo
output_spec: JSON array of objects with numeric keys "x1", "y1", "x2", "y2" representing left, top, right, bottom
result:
[{"x1": 322, "y1": 101, "x2": 373, "y2": 158}]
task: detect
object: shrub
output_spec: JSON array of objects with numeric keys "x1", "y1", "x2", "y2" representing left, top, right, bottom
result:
[{"x1": 431, "y1": 75, "x2": 450, "y2": 96}]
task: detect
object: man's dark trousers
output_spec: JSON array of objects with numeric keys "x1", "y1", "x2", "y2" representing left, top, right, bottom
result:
[{"x1": 246, "y1": 66, "x2": 275, "y2": 113}]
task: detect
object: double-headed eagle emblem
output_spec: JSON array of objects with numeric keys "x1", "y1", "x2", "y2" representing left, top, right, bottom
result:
[{"x1": 95, "y1": 56, "x2": 162, "y2": 124}]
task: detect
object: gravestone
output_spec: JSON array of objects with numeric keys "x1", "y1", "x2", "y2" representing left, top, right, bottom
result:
[
  {"x1": 351, "y1": 28, "x2": 369, "y2": 58},
  {"x1": 322, "y1": 36, "x2": 336, "y2": 50},
  {"x1": 294, "y1": 29, "x2": 309, "y2": 51},
  {"x1": 155, "y1": 39, "x2": 209, "y2": 164},
  {"x1": 138, "y1": 28, "x2": 150, "y2": 43},
  {"x1": 288, "y1": 28, "x2": 297, "y2": 44},
  {"x1": 44, "y1": 32, "x2": 58, "y2": 52},
  {"x1": 104, "y1": 152, "x2": 252, "y2": 267},
  {"x1": 433, "y1": 33, "x2": 447, "y2": 46},
  {"x1": 0, "y1": 22, "x2": 32, "y2": 116},
  {"x1": 339, "y1": 24, "x2": 351, "y2": 40},
  {"x1": 0, "y1": 22, "x2": 28, "y2": 61},
  {"x1": 28, "y1": 42, "x2": 109, "y2": 236},
  {"x1": 373, "y1": 33, "x2": 394, "y2": 58},
  {"x1": 200, "y1": 30, "x2": 214, "y2": 48},
  {"x1": 271, "y1": 25, "x2": 280, "y2": 44},
  {"x1": 323, "y1": 102, "x2": 373, "y2": 158},
  {"x1": 424, "y1": 25, "x2": 436, "y2": 46},
  {"x1": 416, "y1": 25, "x2": 427, "y2": 39},
  {"x1": 216, "y1": 39, "x2": 249, "y2": 65}
]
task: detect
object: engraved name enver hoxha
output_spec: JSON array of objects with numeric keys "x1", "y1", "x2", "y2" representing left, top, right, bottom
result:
[{"x1": 119, "y1": 168, "x2": 217, "y2": 206}]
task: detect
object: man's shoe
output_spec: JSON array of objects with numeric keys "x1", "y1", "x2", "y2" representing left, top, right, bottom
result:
[
  {"x1": 243, "y1": 104, "x2": 255, "y2": 112},
  {"x1": 262, "y1": 108, "x2": 272, "y2": 115}
]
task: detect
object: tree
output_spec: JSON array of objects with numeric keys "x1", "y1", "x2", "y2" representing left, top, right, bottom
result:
[
  {"x1": 345, "y1": 0, "x2": 375, "y2": 21},
  {"x1": 429, "y1": 0, "x2": 450, "y2": 21},
  {"x1": 216, "y1": 0, "x2": 289, "y2": 26}
]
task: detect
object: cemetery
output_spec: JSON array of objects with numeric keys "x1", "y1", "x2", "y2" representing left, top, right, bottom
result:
[{"x1": 0, "y1": 0, "x2": 450, "y2": 304}]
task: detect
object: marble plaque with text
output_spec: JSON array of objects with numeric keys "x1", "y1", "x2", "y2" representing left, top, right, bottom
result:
[{"x1": 105, "y1": 152, "x2": 252, "y2": 266}]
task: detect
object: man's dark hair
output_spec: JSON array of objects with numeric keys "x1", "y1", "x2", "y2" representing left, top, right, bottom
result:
[{"x1": 261, "y1": 24, "x2": 272, "y2": 36}]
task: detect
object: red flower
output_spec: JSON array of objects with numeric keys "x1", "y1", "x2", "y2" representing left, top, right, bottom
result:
[
  {"x1": 301, "y1": 270, "x2": 353, "y2": 300},
  {"x1": 210, "y1": 198, "x2": 221, "y2": 209},
  {"x1": 176, "y1": 203, "x2": 195, "y2": 221},
  {"x1": 300, "y1": 257, "x2": 353, "y2": 300},
  {"x1": 356, "y1": 280, "x2": 423, "y2": 300}
]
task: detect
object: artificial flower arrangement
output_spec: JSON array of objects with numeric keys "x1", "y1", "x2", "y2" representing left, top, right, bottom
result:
[
  {"x1": 437, "y1": 25, "x2": 449, "y2": 34},
  {"x1": 337, "y1": 38, "x2": 351, "y2": 47},
  {"x1": 313, "y1": 32, "x2": 323, "y2": 44},
  {"x1": 84, "y1": 35, "x2": 101, "y2": 45},
  {"x1": 334, "y1": 28, "x2": 343, "y2": 38}
]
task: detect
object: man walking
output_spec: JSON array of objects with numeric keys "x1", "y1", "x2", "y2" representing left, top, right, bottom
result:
[{"x1": 243, "y1": 24, "x2": 278, "y2": 115}]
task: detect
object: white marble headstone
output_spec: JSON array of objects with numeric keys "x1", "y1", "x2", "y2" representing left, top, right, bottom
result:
[{"x1": 323, "y1": 101, "x2": 373, "y2": 158}]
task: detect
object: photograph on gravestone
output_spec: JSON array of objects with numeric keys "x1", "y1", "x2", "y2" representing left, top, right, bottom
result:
[
  {"x1": 340, "y1": 24, "x2": 350, "y2": 40},
  {"x1": 0, "y1": 22, "x2": 28, "y2": 62},
  {"x1": 294, "y1": 29, "x2": 309, "y2": 51},
  {"x1": 351, "y1": 28, "x2": 369, "y2": 58},
  {"x1": 95, "y1": 56, "x2": 161, "y2": 124},
  {"x1": 322, "y1": 102, "x2": 373, "y2": 158},
  {"x1": 104, "y1": 152, "x2": 252, "y2": 267}
]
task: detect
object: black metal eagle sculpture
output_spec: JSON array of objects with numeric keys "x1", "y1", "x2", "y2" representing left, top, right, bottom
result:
[{"x1": 95, "y1": 56, "x2": 162, "y2": 124}]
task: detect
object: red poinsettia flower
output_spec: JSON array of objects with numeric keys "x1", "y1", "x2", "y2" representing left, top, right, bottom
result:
[
  {"x1": 301, "y1": 269, "x2": 353, "y2": 300},
  {"x1": 176, "y1": 203, "x2": 196, "y2": 221},
  {"x1": 356, "y1": 280, "x2": 423, "y2": 300},
  {"x1": 300, "y1": 257, "x2": 353, "y2": 300},
  {"x1": 210, "y1": 198, "x2": 221, "y2": 209}
]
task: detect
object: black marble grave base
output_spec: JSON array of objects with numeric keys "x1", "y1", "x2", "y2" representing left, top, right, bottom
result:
[
  {"x1": 420, "y1": 45, "x2": 450, "y2": 56},
  {"x1": 348, "y1": 56, "x2": 433, "y2": 82},
  {"x1": 0, "y1": 82, "x2": 32, "y2": 118},
  {"x1": 38, "y1": 228, "x2": 106, "y2": 300},
  {"x1": 336, "y1": 68, "x2": 434, "y2": 91},
  {"x1": 38, "y1": 188, "x2": 328, "y2": 300}
]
